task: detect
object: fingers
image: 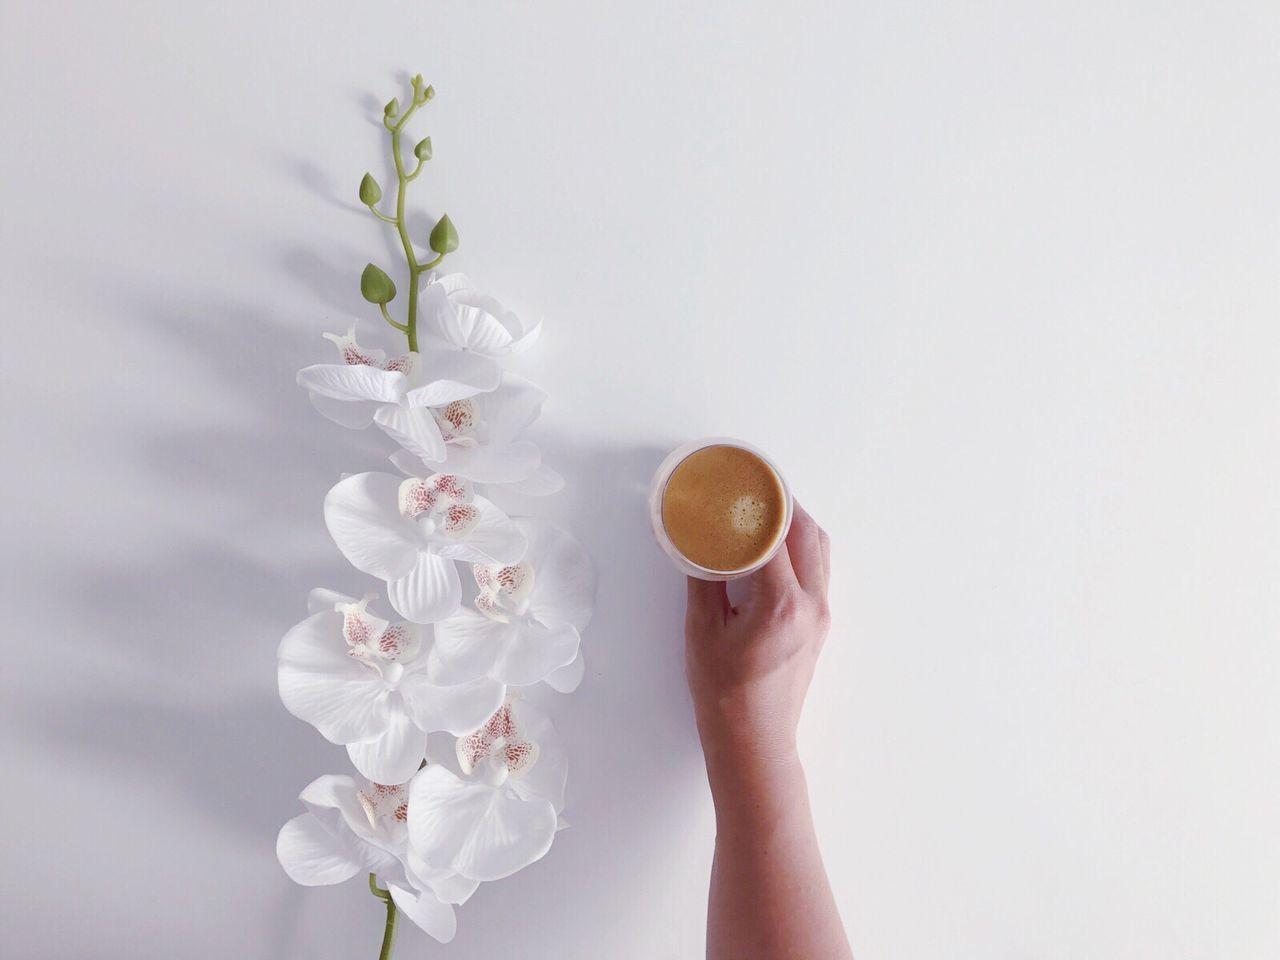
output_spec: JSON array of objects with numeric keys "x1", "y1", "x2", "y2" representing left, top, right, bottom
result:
[
  {"x1": 752, "y1": 536, "x2": 798, "y2": 599},
  {"x1": 785, "y1": 501, "x2": 827, "y2": 595},
  {"x1": 686, "y1": 576, "x2": 729, "y2": 628}
]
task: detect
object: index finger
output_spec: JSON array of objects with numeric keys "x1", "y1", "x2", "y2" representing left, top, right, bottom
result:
[
  {"x1": 785, "y1": 501, "x2": 826, "y2": 595},
  {"x1": 749, "y1": 533, "x2": 798, "y2": 600}
]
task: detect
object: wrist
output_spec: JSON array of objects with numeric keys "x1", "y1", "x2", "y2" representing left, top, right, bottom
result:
[{"x1": 702, "y1": 739, "x2": 806, "y2": 826}]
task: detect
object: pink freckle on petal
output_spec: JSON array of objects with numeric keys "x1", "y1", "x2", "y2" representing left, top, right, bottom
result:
[
  {"x1": 343, "y1": 345, "x2": 378, "y2": 366},
  {"x1": 444, "y1": 503, "x2": 479, "y2": 534}
]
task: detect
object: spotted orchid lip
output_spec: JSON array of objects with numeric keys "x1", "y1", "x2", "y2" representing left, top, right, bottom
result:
[
  {"x1": 335, "y1": 596, "x2": 420, "y2": 673},
  {"x1": 399, "y1": 473, "x2": 472, "y2": 519},
  {"x1": 358, "y1": 780, "x2": 410, "y2": 830},
  {"x1": 456, "y1": 701, "x2": 540, "y2": 779},
  {"x1": 324, "y1": 323, "x2": 417, "y2": 374},
  {"x1": 473, "y1": 561, "x2": 535, "y2": 621}
]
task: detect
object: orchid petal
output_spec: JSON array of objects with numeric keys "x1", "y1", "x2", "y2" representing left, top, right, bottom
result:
[
  {"x1": 434, "y1": 609, "x2": 578, "y2": 686},
  {"x1": 427, "y1": 441, "x2": 541, "y2": 484},
  {"x1": 386, "y1": 551, "x2": 461, "y2": 623},
  {"x1": 298, "y1": 775, "x2": 401, "y2": 874},
  {"x1": 399, "y1": 667, "x2": 506, "y2": 735},
  {"x1": 345, "y1": 706, "x2": 428, "y2": 785},
  {"x1": 388, "y1": 883, "x2": 457, "y2": 943},
  {"x1": 373, "y1": 403, "x2": 447, "y2": 463},
  {"x1": 506, "y1": 463, "x2": 565, "y2": 497},
  {"x1": 545, "y1": 650, "x2": 585, "y2": 694},
  {"x1": 508, "y1": 701, "x2": 568, "y2": 814},
  {"x1": 276, "y1": 814, "x2": 363, "y2": 887},
  {"x1": 523, "y1": 520, "x2": 595, "y2": 632},
  {"x1": 324, "y1": 473, "x2": 420, "y2": 580},
  {"x1": 404, "y1": 350, "x2": 501, "y2": 407},
  {"x1": 309, "y1": 392, "x2": 381, "y2": 429},
  {"x1": 306, "y1": 587, "x2": 355, "y2": 615},
  {"x1": 407, "y1": 764, "x2": 557, "y2": 882},
  {"x1": 388, "y1": 447, "x2": 425, "y2": 477},
  {"x1": 406, "y1": 848, "x2": 482, "y2": 905},
  {"x1": 487, "y1": 374, "x2": 548, "y2": 446},
  {"x1": 507, "y1": 315, "x2": 542, "y2": 353},
  {"x1": 297, "y1": 363, "x2": 406, "y2": 403},
  {"x1": 278, "y1": 611, "x2": 393, "y2": 743},
  {"x1": 432, "y1": 496, "x2": 526, "y2": 565}
]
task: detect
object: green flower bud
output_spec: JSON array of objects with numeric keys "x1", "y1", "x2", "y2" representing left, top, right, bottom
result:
[
  {"x1": 429, "y1": 213, "x2": 459, "y2": 255},
  {"x1": 414, "y1": 137, "x2": 433, "y2": 162},
  {"x1": 423, "y1": 85, "x2": 436, "y2": 102},
  {"x1": 360, "y1": 263, "x2": 397, "y2": 304},
  {"x1": 384, "y1": 97, "x2": 400, "y2": 118},
  {"x1": 359, "y1": 173, "x2": 382, "y2": 205}
]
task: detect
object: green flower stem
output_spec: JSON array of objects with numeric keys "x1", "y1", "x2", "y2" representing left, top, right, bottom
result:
[
  {"x1": 380, "y1": 302, "x2": 408, "y2": 333},
  {"x1": 365, "y1": 76, "x2": 450, "y2": 352},
  {"x1": 390, "y1": 98, "x2": 446, "y2": 352},
  {"x1": 369, "y1": 873, "x2": 398, "y2": 960},
  {"x1": 379, "y1": 894, "x2": 399, "y2": 960}
]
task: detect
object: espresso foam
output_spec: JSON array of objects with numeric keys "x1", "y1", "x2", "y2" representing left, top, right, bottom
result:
[{"x1": 661, "y1": 445, "x2": 786, "y2": 572}]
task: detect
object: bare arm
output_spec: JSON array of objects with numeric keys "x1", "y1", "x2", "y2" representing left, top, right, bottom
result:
[{"x1": 685, "y1": 503, "x2": 853, "y2": 960}]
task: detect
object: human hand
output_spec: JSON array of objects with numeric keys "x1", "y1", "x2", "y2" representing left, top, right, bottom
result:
[{"x1": 684, "y1": 502, "x2": 831, "y2": 780}]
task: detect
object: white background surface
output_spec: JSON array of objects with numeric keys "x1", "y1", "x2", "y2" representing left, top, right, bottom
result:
[{"x1": 2, "y1": 2, "x2": 1277, "y2": 957}]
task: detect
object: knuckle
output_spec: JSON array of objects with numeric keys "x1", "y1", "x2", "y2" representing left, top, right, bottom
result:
[{"x1": 814, "y1": 600, "x2": 832, "y2": 631}]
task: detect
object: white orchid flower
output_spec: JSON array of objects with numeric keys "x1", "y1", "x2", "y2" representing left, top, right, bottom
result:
[
  {"x1": 324, "y1": 472, "x2": 527, "y2": 624},
  {"x1": 386, "y1": 372, "x2": 564, "y2": 493},
  {"x1": 430, "y1": 521, "x2": 594, "y2": 689},
  {"x1": 407, "y1": 698, "x2": 566, "y2": 883},
  {"x1": 421, "y1": 273, "x2": 541, "y2": 358},
  {"x1": 297, "y1": 324, "x2": 500, "y2": 462},
  {"x1": 278, "y1": 589, "x2": 506, "y2": 783},
  {"x1": 276, "y1": 774, "x2": 467, "y2": 943}
]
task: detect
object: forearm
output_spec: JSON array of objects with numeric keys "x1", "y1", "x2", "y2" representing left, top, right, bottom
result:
[{"x1": 704, "y1": 750, "x2": 853, "y2": 960}]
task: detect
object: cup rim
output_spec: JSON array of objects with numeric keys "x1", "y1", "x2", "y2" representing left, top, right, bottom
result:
[{"x1": 648, "y1": 437, "x2": 794, "y2": 581}]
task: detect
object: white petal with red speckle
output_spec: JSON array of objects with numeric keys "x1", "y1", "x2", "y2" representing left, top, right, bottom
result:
[
  {"x1": 324, "y1": 473, "x2": 421, "y2": 581},
  {"x1": 373, "y1": 402, "x2": 447, "y2": 463},
  {"x1": 430, "y1": 496, "x2": 526, "y2": 565},
  {"x1": 278, "y1": 610, "x2": 395, "y2": 744}
]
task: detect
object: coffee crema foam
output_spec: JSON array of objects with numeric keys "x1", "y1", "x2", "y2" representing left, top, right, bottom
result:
[{"x1": 661, "y1": 445, "x2": 786, "y2": 572}]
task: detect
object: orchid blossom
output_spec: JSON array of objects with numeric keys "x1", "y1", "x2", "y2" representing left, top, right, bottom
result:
[
  {"x1": 276, "y1": 774, "x2": 464, "y2": 943},
  {"x1": 431, "y1": 520, "x2": 594, "y2": 689},
  {"x1": 297, "y1": 324, "x2": 500, "y2": 462},
  {"x1": 324, "y1": 472, "x2": 526, "y2": 623},
  {"x1": 421, "y1": 273, "x2": 541, "y2": 359},
  {"x1": 407, "y1": 698, "x2": 566, "y2": 883},
  {"x1": 387, "y1": 372, "x2": 564, "y2": 493},
  {"x1": 278, "y1": 589, "x2": 506, "y2": 783}
]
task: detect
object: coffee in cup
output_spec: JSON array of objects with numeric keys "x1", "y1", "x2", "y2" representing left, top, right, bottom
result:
[{"x1": 649, "y1": 439, "x2": 793, "y2": 580}]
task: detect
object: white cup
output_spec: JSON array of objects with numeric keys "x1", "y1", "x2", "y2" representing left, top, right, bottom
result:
[{"x1": 648, "y1": 437, "x2": 794, "y2": 581}]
